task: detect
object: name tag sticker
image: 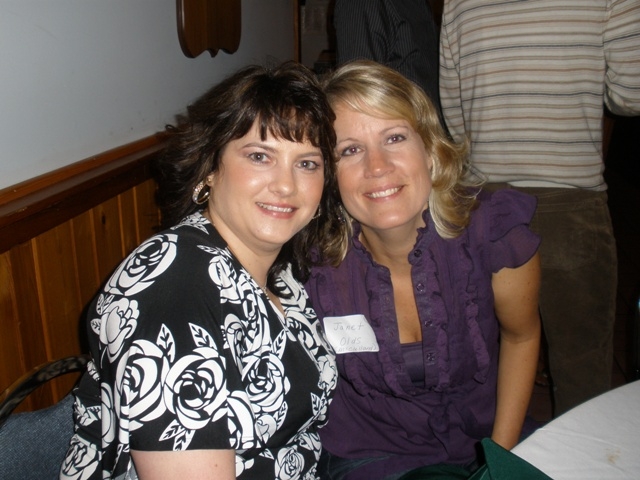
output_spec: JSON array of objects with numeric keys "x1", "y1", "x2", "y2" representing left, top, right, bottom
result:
[{"x1": 323, "y1": 314, "x2": 379, "y2": 354}]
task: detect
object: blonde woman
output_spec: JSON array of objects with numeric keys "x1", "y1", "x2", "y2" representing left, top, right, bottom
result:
[{"x1": 306, "y1": 60, "x2": 542, "y2": 479}]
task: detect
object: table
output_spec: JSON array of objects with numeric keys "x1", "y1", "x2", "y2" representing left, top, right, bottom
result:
[{"x1": 512, "y1": 380, "x2": 640, "y2": 479}]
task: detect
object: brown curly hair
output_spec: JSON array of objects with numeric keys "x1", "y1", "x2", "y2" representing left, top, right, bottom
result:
[{"x1": 155, "y1": 61, "x2": 348, "y2": 287}]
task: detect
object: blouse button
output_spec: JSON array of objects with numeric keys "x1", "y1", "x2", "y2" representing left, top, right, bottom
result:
[
  {"x1": 426, "y1": 352, "x2": 436, "y2": 363},
  {"x1": 416, "y1": 283, "x2": 425, "y2": 293},
  {"x1": 414, "y1": 249, "x2": 422, "y2": 257}
]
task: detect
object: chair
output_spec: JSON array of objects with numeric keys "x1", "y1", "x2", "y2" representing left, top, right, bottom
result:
[{"x1": 0, "y1": 355, "x2": 89, "y2": 480}]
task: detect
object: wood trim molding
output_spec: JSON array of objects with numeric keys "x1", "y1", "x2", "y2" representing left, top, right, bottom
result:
[{"x1": 0, "y1": 134, "x2": 167, "y2": 254}]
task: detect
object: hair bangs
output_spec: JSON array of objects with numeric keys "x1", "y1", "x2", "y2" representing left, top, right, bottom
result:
[{"x1": 255, "y1": 107, "x2": 325, "y2": 149}]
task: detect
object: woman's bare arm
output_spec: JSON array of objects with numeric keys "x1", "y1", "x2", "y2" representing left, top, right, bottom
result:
[
  {"x1": 131, "y1": 448, "x2": 236, "y2": 480},
  {"x1": 491, "y1": 252, "x2": 542, "y2": 449}
]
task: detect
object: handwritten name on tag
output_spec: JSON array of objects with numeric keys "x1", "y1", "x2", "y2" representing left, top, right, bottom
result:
[{"x1": 323, "y1": 314, "x2": 379, "y2": 354}]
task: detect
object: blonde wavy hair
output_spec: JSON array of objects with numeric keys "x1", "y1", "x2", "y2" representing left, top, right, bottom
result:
[{"x1": 322, "y1": 60, "x2": 479, "y2": 240}]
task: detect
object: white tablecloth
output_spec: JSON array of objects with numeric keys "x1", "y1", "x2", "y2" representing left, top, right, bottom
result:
[{"x1": 513, "y1": 380, "x2": 640, "y2": 479}]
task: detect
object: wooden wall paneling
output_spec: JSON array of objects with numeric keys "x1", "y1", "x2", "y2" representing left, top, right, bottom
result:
[
  {"x1": 8, "y1": 241, "x2": 49, "y2": 369},
  {"x1": 92, "y1": 196, "x2": 126, "y2": 283},
  {"x1": 33, "y1": 224, "x2": 83, "y2": 356},
  {"x1": 71, "y1": 209, "x2": 102, "y2": 309},
  {"x1": 0, "y1": 136, "x2": 165, "y2": 256},
  {"x1": 119, "y1": 189, "x2": 139, "y2": 256},
  {"x1": 33, "y1": 223, "x2": 85, "y2": 401},
  {"x1": 135, "y1": 179, "x2": 161, "y2": 243},
  {"x1": 7, "y1": 241, "x2": 55, "y2": 410},
  {"x1": 0, "y1": 136, "x2": 165, "y2": 412},
  {"x1": 0, "y1": 251, "x2": 29, "y2": 410}
]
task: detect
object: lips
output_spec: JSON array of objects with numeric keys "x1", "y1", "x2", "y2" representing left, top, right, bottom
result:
[
  {"x1": 256, "y1": 202, "x2": 295, "y2": 213},
  {"x1": 365, "y1": 186, "x2": 402, "y2": 199}
]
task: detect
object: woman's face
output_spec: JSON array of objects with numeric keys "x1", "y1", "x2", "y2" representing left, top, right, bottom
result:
[
  {"x1": 207, "y1": 120, "x2": 325, "y2": 257},
  {"x1": 333, "y1": 103, "x2": 433, "y2": 235}
]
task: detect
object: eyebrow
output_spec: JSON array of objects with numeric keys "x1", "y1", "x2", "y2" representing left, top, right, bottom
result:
[
  {"x1": 335, "y1": 136, "x2": 359, "y2": 145},
  {"x1": 380, "y1": 123, "x2": 411, "y2": 134},
  {"x1": 336, "y1": 123, "x2": 411, "y2": 143},
  {"x1": 241, "y1": 142, "x2": 323, "y2": 157},
  {"x1": 241, "y1": 142, "x2": 277, "y2": 153}
]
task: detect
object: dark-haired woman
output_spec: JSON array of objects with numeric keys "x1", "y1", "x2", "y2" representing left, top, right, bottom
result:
[{"x1": 60, "y1": 62, "x2": 346, "y2": 480}]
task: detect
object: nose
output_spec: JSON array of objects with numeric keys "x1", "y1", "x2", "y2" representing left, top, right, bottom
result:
[
  {"x1": 269, "y1": 163, "x2": 296, "y2": 196},
  {"x1": 364, "y1": 148, "x2": 393, "y2": 178}
]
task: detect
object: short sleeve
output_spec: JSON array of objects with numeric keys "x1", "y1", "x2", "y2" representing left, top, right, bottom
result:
[
  {"x1": 486, "y1": 189, "x2": 541, "y2": 272},
  {"x1": 604, "y1": 0, "x2": 640, "y2": 115},
  {"x1": 104, "y1": 230, "x2": 234, "y2": 453}
]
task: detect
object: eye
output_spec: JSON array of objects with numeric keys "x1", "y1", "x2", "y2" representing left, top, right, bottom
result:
[
  {"x1": 387, "y1": 134, "x2": 406, "y2": 144},
  {"x1": 248, "y1": 152, "x2": 269, "y2": 163},
  {"x1": 299, "y1": 159, "x2": 322, "y2": 171},
  {"x1": 339, "y1": 145, "x2": 361, "y2": 157}
]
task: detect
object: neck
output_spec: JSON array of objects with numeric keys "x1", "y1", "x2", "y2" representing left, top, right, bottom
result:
[
  {"x1": 359, "y1": 225, "x2": 418, "y2": 270},
  {"x1": 203, "y1": 209, "x2": 277, "y2": 290},
  {"x1": 358, "y1": 208, "x2": 427, "y2": 268}
]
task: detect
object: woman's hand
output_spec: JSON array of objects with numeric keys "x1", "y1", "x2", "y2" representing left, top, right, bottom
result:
[{"x1": 131, "y1": 448, "x2": 236, "y2": 479}]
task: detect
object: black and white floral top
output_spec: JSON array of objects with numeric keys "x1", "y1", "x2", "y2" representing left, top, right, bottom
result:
[{"x1": 60, "y1": 212, "x2": 337, "y2": 480}]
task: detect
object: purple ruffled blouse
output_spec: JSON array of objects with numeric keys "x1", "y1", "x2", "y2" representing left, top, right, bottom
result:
[{"x1": 306, "y1": 189, "x2": 541, "y2": 475}]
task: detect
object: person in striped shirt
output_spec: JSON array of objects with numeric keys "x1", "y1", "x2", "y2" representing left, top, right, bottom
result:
[{"x1": 440, "y1": 0, "x2": 640, "y2": 415}]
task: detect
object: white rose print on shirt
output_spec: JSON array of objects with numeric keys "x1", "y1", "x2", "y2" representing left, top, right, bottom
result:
[
  {"x1": 62, "y1": 215, "x2": 339, "y2": 479},
  {"x1": 275, "y1": 445, "x2": 307, "y2": 480},
  {"x1": 97, "y1": 297, "x2": 139, "y2": 363},
  {"x1": 60, "y1": 435, "x2": 100, "y2": 480},
  {"x1": 106, "y1": 234, "x2": 178, "y2": 297},
  {"x1": 115, "y1": 334, "x2": 172, "y2": 432},
  {"x1": 173, "y1": 213, "x2": 209, "y2": 233}
]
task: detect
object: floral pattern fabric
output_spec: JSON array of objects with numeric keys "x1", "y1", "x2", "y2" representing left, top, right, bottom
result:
[{"x1": 60, "y1": 212, "x2": 337, "y2": 480}]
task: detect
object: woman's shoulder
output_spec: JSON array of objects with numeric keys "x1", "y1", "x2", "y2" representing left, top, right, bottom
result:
[
  {"x1": 102, "y1": 212, "x2": 226, "y2": 298},
  {"x1": 134, "y1": 212, "x2": 222, "y2": 258},
  {"x1": 473, "y1": 188, "x2": 537, "y2": 234},
  {"x1": 471, "y1": 188, "x2": 540, "y2": 270},
  {"x1": 476, "y1": 187, "x2": 536, "y2": 213}
]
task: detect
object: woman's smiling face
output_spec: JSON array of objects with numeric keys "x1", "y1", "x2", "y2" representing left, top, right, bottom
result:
[
  {"x1": 207, "y1": 120, "x2": 325, "y2": 258},
  {"x1": 333, "y1": 103, "x2": 433, "y2": 235}
]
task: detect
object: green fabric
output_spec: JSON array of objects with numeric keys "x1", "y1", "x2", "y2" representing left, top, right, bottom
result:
[
  {"x1": 469, "y1": 439, "x2": 552, "y2": 480},
  {"x1": 398, "y1": 439, "x2": 553, "y2": 480}
]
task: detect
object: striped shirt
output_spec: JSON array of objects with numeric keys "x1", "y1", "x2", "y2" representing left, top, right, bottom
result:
[{"x1": 440, "y1": 0, "x2": 640, "y2": 190}]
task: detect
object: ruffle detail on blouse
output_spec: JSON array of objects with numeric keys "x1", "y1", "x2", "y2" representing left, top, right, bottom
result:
[
  {"x1": 349, "y1": 223, "x2": 409, "y2": 396},
  {"x1": 486, "y1": 189, "x2": 540, "y2": 272},
  {"x1": 422, "y1": 215, "x2": 490, "y2": 389}
]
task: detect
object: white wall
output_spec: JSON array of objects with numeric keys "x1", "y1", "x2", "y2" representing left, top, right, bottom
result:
[{"x1": 0, "y1": 0, "x2": 295, "y2": 190}]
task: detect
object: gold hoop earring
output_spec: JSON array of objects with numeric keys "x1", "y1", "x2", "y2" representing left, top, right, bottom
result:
[{"x1": 192, "y1": 181, "x2": 211, "y2": 205}]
